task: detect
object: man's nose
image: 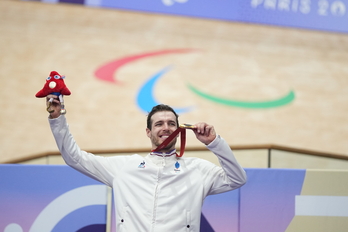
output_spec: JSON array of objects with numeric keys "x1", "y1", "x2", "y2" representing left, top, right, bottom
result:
[{"x1": 163, "y1": 123, "x2": 169, "y2": 130}]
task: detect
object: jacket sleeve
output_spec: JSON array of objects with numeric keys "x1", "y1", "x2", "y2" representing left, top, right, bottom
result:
[
  {"x1": 204, "y1": 135, "x2": 247, "y2": 195},
  {"x1": 49, "y1": 115, "x2": 124, "y2": 187}
]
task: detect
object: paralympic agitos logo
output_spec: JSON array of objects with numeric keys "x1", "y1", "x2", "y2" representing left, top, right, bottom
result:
[{"x1": 94, "y1": 49, "x2": 295, "y2": 113}]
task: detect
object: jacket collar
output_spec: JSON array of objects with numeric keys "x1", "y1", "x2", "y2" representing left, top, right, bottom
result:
[
  {"x1": 150, "y1": 149, "x2": 177, "y2": 157},
  {"x1": 147, "y1": 149, "x2": 178, "y2": 167}
]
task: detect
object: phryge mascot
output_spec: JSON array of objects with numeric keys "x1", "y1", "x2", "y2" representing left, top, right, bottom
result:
[{"x1": 35, "y1": 71, "x2": 71, "y2": 114}]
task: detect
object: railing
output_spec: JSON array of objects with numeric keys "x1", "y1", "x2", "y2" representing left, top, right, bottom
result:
[
  {"x1": 265, "y1": 145, "x2": 348, "y2": 168},
  {"x1": 4, "y1": 145, "x2": 348, "y2": 169}
]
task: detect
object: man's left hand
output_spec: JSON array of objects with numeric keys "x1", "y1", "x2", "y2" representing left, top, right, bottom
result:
[{"x1": 192, "y1": 122, "x2": 217, "y2": 145}]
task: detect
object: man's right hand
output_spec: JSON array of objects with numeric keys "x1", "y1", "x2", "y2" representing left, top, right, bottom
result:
[{"x1": 46, "y1": 94, "x2": 61, "y2": 119}]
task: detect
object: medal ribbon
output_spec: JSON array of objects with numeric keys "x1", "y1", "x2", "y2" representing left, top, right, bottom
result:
[{"x1": 152, "y1": 124, "x2": 193, "y2": 157}]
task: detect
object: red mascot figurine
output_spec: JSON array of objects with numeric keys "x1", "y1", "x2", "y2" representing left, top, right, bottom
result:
[{"x1": 36, "y1": 71, "x2": 71, "y2": 114}]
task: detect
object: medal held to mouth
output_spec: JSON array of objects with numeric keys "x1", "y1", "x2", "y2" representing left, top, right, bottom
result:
[{"x1": 152, "y1": 123, "x2": 195, "y2": 157}]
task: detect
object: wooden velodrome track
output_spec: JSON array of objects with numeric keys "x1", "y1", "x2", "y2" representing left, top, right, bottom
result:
[{"x1": 1, "y1": 0, "x2": 348, "y2": 164}]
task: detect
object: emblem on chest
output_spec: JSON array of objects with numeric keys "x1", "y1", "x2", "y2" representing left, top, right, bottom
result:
[{"x1": 174, "y1": 161, "x2": 181, "y2": 172}]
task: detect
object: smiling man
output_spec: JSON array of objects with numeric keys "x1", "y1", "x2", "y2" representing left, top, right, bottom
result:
[
  {"x1": 47, "y1": 97, "x2": 247, "y2": 232},
  {"x1": 146, "y1": 105, "x2": 184, "y2": 155}
]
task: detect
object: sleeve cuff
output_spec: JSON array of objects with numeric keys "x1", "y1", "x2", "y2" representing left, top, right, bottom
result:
[{"x1": 206, "y1": 134, "x2": 221, "y2": 148}]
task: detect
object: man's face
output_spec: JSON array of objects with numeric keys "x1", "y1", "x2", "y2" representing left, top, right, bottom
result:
[{"x1": 146, "y1": 111, "x2": 178, "y2": 151}]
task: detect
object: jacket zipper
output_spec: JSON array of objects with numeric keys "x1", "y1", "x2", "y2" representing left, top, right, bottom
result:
[{"x1": 151, "y1": 157, "x2": 164, "y2": 232}]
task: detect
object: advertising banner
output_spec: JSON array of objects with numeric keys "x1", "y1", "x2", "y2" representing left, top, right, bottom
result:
[
  {"x1": 1, "y1": 165, "x2": 348, "y2": 231},
  {"x1": 0, "y1": 165, "x2": 108, "y2": 232},
  {"x1": 36, "y1": 0, "x2": 348, "y2": 33}
]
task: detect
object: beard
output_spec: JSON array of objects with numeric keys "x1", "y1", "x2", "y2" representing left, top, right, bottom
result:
[{"x1": 152, "y1": 136, "x2": 177, "y2": 151}]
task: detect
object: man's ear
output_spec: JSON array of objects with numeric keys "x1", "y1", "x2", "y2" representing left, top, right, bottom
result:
[{"x1": 146, "y1": 128, "x2": 151, "y2": 138}]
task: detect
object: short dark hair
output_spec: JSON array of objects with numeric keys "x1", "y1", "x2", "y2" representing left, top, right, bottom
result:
[{"x1": 147, "y1": 104, "x2": 179, "y2": 129}]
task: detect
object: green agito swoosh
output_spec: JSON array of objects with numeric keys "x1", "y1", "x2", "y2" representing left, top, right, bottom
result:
[{"x1": 187, "y1": 84, "x2": 295, "y2": 109}]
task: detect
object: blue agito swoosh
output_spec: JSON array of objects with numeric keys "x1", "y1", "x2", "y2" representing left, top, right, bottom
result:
[{"x1": 137, "y1": 67, "x2": 193, "y2": 113}]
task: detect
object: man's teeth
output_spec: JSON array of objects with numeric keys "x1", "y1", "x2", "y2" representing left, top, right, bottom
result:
[{"x1": 162, "y1": 136, "x2": 169, "y2": 139}]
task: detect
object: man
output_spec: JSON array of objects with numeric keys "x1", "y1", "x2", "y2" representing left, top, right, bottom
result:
[{"x1": 47, "y1": 95, "x2": 247, "y2": 231}]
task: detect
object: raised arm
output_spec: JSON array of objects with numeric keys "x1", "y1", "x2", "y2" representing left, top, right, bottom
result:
[
  {"x1": 192, "y1": 122, "x2": 247, "y2": 194},
  {"x1": 45, "y1": 95, "x2": 121, "y2": 187}
]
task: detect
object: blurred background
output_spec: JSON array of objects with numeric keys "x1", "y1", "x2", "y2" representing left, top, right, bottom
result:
[{"x1": 1, "y1": 0, "x2": 348, "y2": 169}]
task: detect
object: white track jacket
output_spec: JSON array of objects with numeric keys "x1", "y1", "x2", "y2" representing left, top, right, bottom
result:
[{"x1": 50, "y1": 115, "x2": 247, "y2": 232}]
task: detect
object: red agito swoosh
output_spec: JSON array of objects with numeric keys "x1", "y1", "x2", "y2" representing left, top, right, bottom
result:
[{"x1": 94, "y1": 49, "x2": 197, "y2": 84}]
